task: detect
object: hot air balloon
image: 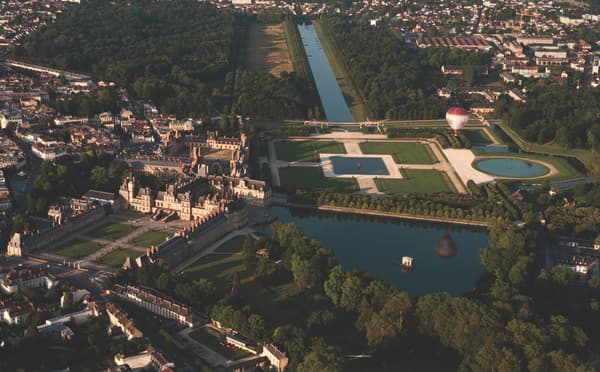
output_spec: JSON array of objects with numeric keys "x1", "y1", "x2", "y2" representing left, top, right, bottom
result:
[{"x1": 446, "y1": 107, "x2": 469, "y2": 137}]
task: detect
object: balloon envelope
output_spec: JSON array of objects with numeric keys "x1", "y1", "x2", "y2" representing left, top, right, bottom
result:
[{"x1": 446, "y1": 107, "x2": 469, "y2": 135}]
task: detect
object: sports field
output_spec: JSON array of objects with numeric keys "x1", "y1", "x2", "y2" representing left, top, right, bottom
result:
[
  {"x1": 54, "y1": 239, "x2": 101, "y2": 259},
  {"x1": 375, "y1": 170, "x2": 452, "y2": 194},
  {"x1": 97, "y1": 248, "x2": 140, "y2": 268},
  {"x1": 131, "y1": 231, "x2": 173, "y2": 248},
  {"x1": 275, "y1": 141, "x2": 345, "y2": 162},
  {"x1": 359, "y1": 142, "x2": 435, "y2": 164},
  {"x1": 246, "y1": 22, "x2": 293, "y2": 76},
  {"x1": 88, "y1": 223, "x2": 132, "y2": 241},
  {"x1": 279, "y1": 166, "x2": 359, "y2": 192}
]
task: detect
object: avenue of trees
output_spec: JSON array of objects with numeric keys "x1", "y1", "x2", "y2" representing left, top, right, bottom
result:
[
  {"x1": 319, "y1": 16, "x2": 491, "y2": 120},
  {"x1": 495, "y1": 83, "x2": 600, "y2": 150},
  {"x1": 291, "y1": 181, "x2": 523, "y2": 224}
]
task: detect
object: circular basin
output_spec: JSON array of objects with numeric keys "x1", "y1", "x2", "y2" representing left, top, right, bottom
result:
[{"x1": 474, "y1": 158, "x2": 548, "y2": 178}]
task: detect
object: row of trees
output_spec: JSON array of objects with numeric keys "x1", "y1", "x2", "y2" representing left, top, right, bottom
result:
[{"x1": 290, "y1": 183, "x2": 523, "y2": 223}]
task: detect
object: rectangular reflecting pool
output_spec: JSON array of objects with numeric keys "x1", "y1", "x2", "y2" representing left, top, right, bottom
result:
[{"x1": 330, "y1": 156, "x2": 389, "y2": 175}]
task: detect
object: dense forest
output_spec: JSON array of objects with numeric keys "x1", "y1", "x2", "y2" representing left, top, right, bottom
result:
[
  {"x1": 12, "y1": 2, "x2": 318, "y2": 120},
  {"x1": 12, "y1": 0, "x2": 236, "y2": 118},
  {"x1": 495, "y1": 83, "x2": 600, "y2": 150},
  {"x1": 318, "y1": 16, "x2": 491, "y2": 120}
]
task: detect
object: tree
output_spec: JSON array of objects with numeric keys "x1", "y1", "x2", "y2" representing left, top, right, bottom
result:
[
  {"x1": 243, "y1": 236, "x2": 257, "y2": 271},
  {"x1": 248, "y1": 314, "x2": 265, "y2": 341},
  {"x1": 297, "y1": 340, "x2": 344, "y2": 372},
  {"x1": 324, "y1": 265, "x2": 344, "y2": 306},
  {"x1": 90, "y1": 166, "x2": 110, "y2": 191},
  {"x1": 230, "y1": 271, "x2": 240, "y2": 298}
]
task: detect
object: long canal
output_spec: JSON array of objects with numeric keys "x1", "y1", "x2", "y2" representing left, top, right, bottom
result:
[{"x1": 298, "y1": 24, "x2": 354, "y2": 122}]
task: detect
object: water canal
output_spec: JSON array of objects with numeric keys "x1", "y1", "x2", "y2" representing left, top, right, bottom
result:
[
  {"x1": 298, "y1": 24, "x2": 354, "y2": 122},
  {"x1": 269, "y1": 206, "x2": 489, "y2": 296}
]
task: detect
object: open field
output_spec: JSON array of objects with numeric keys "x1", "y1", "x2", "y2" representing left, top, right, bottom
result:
[
  {"x1": 54, "y1": 239, "x2": 102, "y2": 259},
  {"x1": 375, "y1": 169, "x2": 452, "y2": 194},
  {"x1": 131, "y1": 230, "x2": 173, "y2": 248},
  {"x1": 279, "y1": 166, "x2": 359, "y2": 192},
  {"x1": 313, "y1": 21, "x2": 367, "y2": 121},
  {"x1": 97, "y1": 248, "x2": 140, "y2": 268},
  {"x1": 275, "y1": 140, "x2": 345, "y2": 162},
  {"x1": 461, "y1": 129, "x2": 493, "y2": 145},
  {"x1": 215, "y1": 235, "x2": 247, "y2": 254},
  {"x1": 88, "y1": 223, "x2": 133, "y2": 241},
  {"x1": 359, "y1": 142, "x2": 435, "y2": 164},
  {"x1": 189, "y1": 328, "x2": 252, "y2": 361},
  {"x1": 496, "y1": 122, "x2": 592, "y2": 166},
  {"x1": 246, "y1": 22, "x2": 293, "y2": 76}
]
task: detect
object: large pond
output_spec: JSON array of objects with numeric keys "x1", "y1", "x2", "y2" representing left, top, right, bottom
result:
[
  {"x1": 297, "y1": 24, "x2": 354, "y2": 123},
  {"x1": 268, "y1": 206, "x2": 489, "y2": 296},
  {"x1": 474, "y1": 158, "x2": 548, "y2": 178}
]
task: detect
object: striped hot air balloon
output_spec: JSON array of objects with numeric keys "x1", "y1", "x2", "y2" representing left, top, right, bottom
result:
[{"x1": 446, "y1": 107, "x2": 470, "y2": 137}]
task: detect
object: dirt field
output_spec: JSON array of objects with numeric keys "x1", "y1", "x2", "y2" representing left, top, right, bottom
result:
[{"x1": 246, "y1": 22, "x2": 293, "y2": 76}]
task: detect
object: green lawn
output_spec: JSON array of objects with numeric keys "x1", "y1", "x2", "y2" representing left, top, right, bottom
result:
[
  {"x1": 131, "y1": 230, "x2": 173, "y2": 248},
  {"x1": 275, "y1": 141, "x2": 346, "y2": 162},
  {"x1": 189, "y1": 328, "x2": 252, "y2": 360},
  {"x1": 375, "y1": 170, "x2": 452, "y2": 194},
  {"x1": 97, "y1": 248, "x2": 140, "y2": 268},
  {"x1": 215, "y1": 235, "x2": 247, "y2": 254},
  {"x1": 278, "y1": 166, "x2": 359, "y2": 192},
  {"x1": 461, "y1": 129, "x2": 493, "y2": 145},
  {"x1": 359, "y1": 142, "x2": 435, "y2": 164},
  {"x1": 88, "y1": 223, "x2": 133, "y2": 241},
  {"x1": 54, "y1": 239, "x2": 102, "y2": 259}
]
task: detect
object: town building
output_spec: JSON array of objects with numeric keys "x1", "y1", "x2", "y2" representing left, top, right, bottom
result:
[
  {"x1": 111, "y1": 284, "x2": 194, "y2": 327},
  {"x1": 114, "y1": 345, "x2": 175, "y2": 371},
  {"x1": 0, "y1": 266, "x2": 57, "y2": 293},
  {"x1": 261, "y1": 343, "x2": 289, "y2": 372},
  {"x1": 91, "y1": 301, "x2": 143, "y2": 340}
]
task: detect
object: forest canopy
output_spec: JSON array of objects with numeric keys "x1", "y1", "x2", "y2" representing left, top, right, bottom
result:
[
  {"x1": 319, "y1": 16, "x2": 491, "y2": 120},
  {"x1": 12, "y1": 0, "x2": 236, "y2": 117}
]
